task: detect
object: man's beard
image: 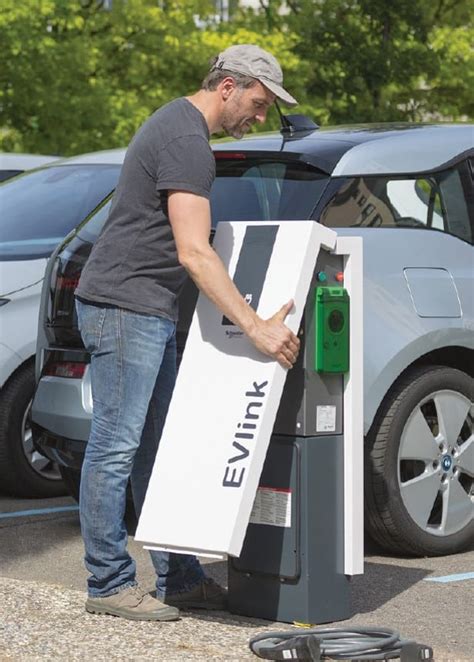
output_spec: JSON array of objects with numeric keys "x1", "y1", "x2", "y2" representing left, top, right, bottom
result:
[
  {"x1": 221, "y1": 97, "x2": 252, "y2": 139},
  {"x1": 222, "y1": 115, "x2": 251, "y2": 139}
]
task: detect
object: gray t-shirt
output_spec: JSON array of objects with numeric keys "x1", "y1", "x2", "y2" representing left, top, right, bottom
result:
[{"x1": 76, "y1": 97, "x2": 215, "y2": 321}]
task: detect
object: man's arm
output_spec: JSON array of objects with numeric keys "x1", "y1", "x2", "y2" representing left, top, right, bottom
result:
[{"x1": 168, "y1": 191, "x2": 299, "y2": 369}]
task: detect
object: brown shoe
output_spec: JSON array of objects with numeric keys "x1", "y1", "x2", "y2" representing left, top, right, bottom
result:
[
  {"x1": 163, "y1": 578, "x2": 227, "y2": 611},
  {"x1": 86, "y1": 585, "x2": 180, "y2": 621}
]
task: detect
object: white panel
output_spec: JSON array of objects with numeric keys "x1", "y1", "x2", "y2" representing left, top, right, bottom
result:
[
  {"x1": 135, "y1": 221, "x2": 337, "y2": 558},
  {"x1": 335, "y1": 236, "x2": 364, "y2": 575}
]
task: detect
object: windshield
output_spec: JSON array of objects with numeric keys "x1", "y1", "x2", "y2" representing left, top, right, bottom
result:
[{"x1": 0, "y1": 164, "x2": 120, "y2": 260}]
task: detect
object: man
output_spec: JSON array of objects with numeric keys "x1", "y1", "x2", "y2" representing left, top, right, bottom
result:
[{"x1": 74, "y1": 44, "x2": 299, "y2": 622}]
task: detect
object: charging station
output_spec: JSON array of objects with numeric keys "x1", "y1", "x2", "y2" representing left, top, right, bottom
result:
[{"x1": 135, "y1": 220, "x2": 363, "y2": 625}]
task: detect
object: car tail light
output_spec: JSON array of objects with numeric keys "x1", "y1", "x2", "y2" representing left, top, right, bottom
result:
[
  {"x1": 56, "y1": 275, "x2": 81, "y2": 290},
  {"x1": 50, "y1": 259, "x2": 82, "y2": 323},
  {"x1": 43, "y1": 361, "x2": 87, "y2": 379},
  {"x1": 46, "y1": 237, "x2": 93, "y2": 347}
]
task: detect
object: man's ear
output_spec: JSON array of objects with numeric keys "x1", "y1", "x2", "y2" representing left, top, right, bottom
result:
[{"x1": 219, "y1": 76, "x2": 237, "y2": 101}]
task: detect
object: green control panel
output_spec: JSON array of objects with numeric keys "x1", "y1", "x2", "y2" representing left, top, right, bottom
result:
[{"x1": 315, "y1": 286, "x2": 350, "y2": 373}]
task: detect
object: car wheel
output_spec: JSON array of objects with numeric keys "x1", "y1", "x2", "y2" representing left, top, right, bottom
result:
[
  {"x1": 365, "y1": 365, "x2": 473, "y2": 556},
  {"x1": 0, "y1": 362, "x2": 66, "y2": 498},
  {"x1": 59, "y1": 466, "x2": 138, "y2": 534}
]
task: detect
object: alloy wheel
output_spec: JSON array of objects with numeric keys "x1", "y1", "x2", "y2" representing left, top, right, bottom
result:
[
  {"x1": 21, "y1": 399, "x2": 62, "y2": 481},
  {"x1": 398, "y1": 390, "x2": 473, "y2": 537}
]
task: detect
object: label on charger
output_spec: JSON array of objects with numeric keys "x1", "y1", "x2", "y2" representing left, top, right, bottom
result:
[
  {"x1": 316, "y1": 405, "x2": 337, "y2": 432},
  {"x1": 249, "y1": 486, "x2": 292, "y2": 528}
]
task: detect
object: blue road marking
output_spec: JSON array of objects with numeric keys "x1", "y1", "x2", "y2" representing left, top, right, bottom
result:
[
  {"x1": 0, "y1": 505, "x2": 79, "y2": 520},
  {"x1": 424, "y1": 572, "x2": 474, "y2": 583}
]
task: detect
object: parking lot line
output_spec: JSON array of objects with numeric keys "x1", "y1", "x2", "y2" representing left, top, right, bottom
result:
[
  {"x1": 0, "y1": 505, "x2": 79, "y2": 519},
  {"x1": 424, "y1": 571, "x2": 474, "y2": 583}
]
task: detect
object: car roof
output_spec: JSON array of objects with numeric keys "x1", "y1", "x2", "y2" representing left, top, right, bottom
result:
[
  {"x1": 50, "y1": 148, "x2": 127, "y2": 166},
  {"x1": 213, "y1": 123, "x2": 474, "y2": 176},
  {"x1": 38, "y1": 124, "x2": 474, "y2": 176},
  {"x1": 0, "y1": 153, "x2": 60, "y2": 170}
]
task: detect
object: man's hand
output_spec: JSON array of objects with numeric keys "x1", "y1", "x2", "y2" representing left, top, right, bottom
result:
[
  {"x1": 248, "y1": 300, "x2": 300, "y2": 369},
  {"x1": 168, "y1": 191, "x2": 300, "y2": 370}
]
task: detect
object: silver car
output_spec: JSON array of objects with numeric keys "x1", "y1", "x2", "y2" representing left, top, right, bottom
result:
[
  {"x1": 0, "y1": 150, "x2": 122, "y2": 497},
  {"x1": 31, "y1": 123, "x2": 473, "y2": 555},
  {"x1": 0, "y1": 152, "x2": 60, "y2": 182}
]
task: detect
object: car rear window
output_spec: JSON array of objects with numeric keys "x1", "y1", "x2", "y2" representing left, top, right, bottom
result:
[
  {"x1": 74, "y1": 156, "x2": 330, "y2": 245},
  {"x1": 211, "y1": 156, "x2": 329, "y2": 225},
  {"x1": 0, "y1": 164, "x2": 121, "y2": 260}
]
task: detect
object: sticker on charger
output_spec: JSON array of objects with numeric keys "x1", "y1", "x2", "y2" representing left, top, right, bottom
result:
[
  {"x1": 250, "y1": 486, "x2": 291, "y2": 528},
  {"x1": 316, "y1": 405, "x2": 336, "y2": 432}
]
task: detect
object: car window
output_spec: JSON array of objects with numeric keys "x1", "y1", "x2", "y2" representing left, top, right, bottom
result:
[
  {"x1": 211, "y1": 156, "x2": 329, "y2": 226},
  {"x1": 0, "y1": 164, "x2": 121, "y2": 260},
  {"x1": 437, "y1": 168, "x2": 472, "y2": 243},
  {"x1": 0, "y1": 170, "x2": 22, "y2": 182},
  {"x1": 72, "y1": 157, "x2": 329, "y2": 246},
  {"x1": 76, "y1": 198, "x2": 113, "y2": 243},
  {"x1": 321, "y1": 167, "x2": 472, "y2": 243}
]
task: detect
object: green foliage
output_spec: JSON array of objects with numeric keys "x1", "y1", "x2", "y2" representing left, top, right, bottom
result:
[
  {"x1": 0, "y1": 0, "x2": 211, "y2": 154},
  {"x1": 0, "y1": 0, "x2": 471, "y2": 155},
  {"x1": 236, "y1": 0, "x2": 473, "y2": 124},
  {"x1": 426, "y1": 25, "x2": 474, "y2": 119}
]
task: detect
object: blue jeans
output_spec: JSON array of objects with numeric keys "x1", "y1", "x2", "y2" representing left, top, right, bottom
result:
[{"x1": 75, "y1": 299, "x2": 206, "y2": 598}]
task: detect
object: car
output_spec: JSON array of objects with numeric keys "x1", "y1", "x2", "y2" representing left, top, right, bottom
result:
[
  {"x1": 0, "y1": 150, "x2": 123, "y2": 497},
  {"x1": 31, "y1": 122, "x2": 473, "y2": 555},
  {"x1": 0, "y1": 153, "x2": 60, "y2": 182}
]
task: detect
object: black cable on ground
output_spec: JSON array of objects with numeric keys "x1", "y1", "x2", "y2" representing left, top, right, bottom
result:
[{"x1": 249, "y1": 626, "x2": 434, "y2": 661}]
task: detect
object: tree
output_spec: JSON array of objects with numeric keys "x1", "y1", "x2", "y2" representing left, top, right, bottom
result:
[
  {"x1": 234, "y1": 0, "x2": 473, "y2": 124},
  {"x1": 1, "y1": 0, "x2": 471, "y2": 154},
  {"x1": 0, "y1": 0, "x2": 210, "y2": 153},
  {"x1": 425, "y1": 25, "x2": 474, "y2": 119},
  {"x1": 0, "y1": 0, "x2": 302, "y2": 154}
]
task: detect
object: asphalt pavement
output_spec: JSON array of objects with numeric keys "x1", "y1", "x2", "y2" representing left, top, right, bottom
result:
[{"x1": 0, "y1": 493, "x2": 473, "y2": 661}]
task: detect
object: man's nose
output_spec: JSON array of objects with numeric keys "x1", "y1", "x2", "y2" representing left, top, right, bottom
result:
[{"x1": 255, "y1": 110, "x2": 267, "y2": 124}]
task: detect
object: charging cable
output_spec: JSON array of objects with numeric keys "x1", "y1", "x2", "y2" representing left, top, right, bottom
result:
[{"x1": 249, "y1": 626, "x2": 434, "y2": 661}]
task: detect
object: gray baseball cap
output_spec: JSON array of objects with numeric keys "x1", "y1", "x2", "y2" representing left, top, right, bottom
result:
[{"x1": 210, "y1": 44, "x2": 298, "y2": 107}]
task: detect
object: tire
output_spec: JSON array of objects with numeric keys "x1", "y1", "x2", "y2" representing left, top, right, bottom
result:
[
  {"x1": 365, "y1": 365, "x2": 474, "y2": 556},
  {"x1": 60, "y1": 466, "x2": 138, "y2": 534},
  {"x1": 0, "y1": 362, "x2": 66, "y2": 498}
]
